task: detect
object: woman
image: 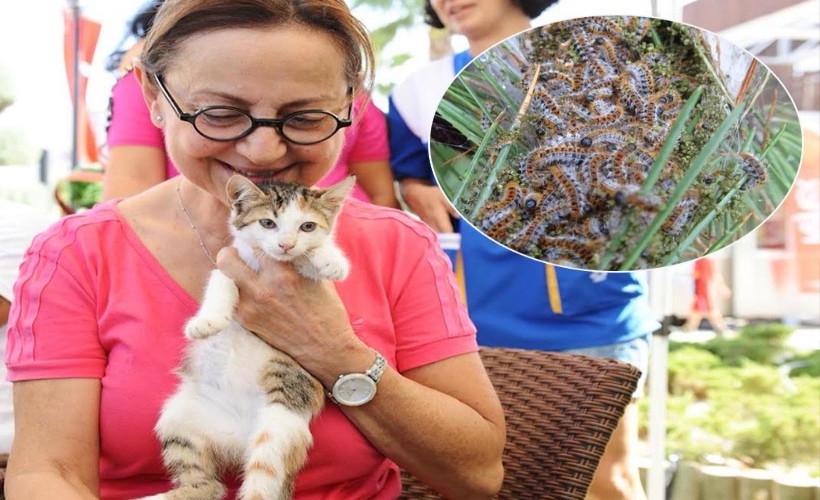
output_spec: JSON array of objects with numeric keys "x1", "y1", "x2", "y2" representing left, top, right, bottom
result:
[
  {"x1": 4, "y1": 1, "x2": 505, "y2": 498},
  {"x1": 103, "y1": 1, "x2": 399, "y2": 208},
  {"x1": 314, "y1": 94, "x2": 400, "y2": 208},
  {"x1": 102, "y1": 0, "x2": 174, "y2": 200},
  {"x1": 389, "y1": 0, "x2": 555, "y2": 232}
]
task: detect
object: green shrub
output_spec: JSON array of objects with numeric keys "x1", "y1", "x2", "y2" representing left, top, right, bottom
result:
[
  {"x1": 58, "y1": 180, "x2": 101, "y2": 211},
  {"x1": 651, "y1": 335, "x2": 820, "y2": 476},
  {"x1": 785, "y1": 350, "x2": 820, "y2": 378},
  {"x1": 700, "y1": 323, "x2": 795, "y2": 366}
]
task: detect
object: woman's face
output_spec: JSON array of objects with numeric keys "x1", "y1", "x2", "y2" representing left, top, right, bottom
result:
[
  {"x1": 145, "y1": 25, "x2": 350, "y2": 204},
  {"x1": 430, "y1": 0, "x2": 519, "y2": 37}
]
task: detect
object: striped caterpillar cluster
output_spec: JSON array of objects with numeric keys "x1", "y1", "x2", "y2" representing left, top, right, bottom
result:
[{"x1": 474, "y1": 17, "x2": 766, "y2": 269}]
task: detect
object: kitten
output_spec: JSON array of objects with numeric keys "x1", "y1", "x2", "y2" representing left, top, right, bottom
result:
[{"x1": 141, "y1": 175, "x2": 355, "y2": 500}]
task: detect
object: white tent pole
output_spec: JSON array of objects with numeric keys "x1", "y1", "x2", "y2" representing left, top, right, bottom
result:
[
  {"x1": 68, "y1": 0, "x2": 80, "y2": 170},
  {"x1": 647, "y1": 318, "x2": 670, "y2": 500},
  {"x1": 645, "y1": 4, "x2": 684, "y2": 495}
]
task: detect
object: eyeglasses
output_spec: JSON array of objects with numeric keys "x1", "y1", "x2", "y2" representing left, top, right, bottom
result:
[{"x1": 153, "y1": 74, "x2": 353, "y2": 145}]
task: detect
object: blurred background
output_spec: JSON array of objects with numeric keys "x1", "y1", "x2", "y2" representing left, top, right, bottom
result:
[{"x1": 0, "y1": 0, "x2": 817, "y2": 498}]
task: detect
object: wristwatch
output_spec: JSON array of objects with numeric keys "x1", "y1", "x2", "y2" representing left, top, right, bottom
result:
[{"x1": 329, "y1": 349, "x2": 386, "y2": 406}]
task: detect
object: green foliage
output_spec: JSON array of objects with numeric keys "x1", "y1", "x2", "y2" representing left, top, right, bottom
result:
[
  {"x1": 57, "y1": 166, "x2": 103, "y2": 211},
  {"x1": 0, "y1": 64, "x2": 37, "y2": 166},
  {"x1": 0, "y1": 63, "x2": 13, "y2": 114},
  {"x1": 700, "y1": 323, "x2": 795, "y2": 366},
  {"x1": 350, "y1": 0, "x2": 427, "y2": 98},
  {"x1": 650, "y1": 328, "x2": 820, "y2": 476},
  {"x1": 785, "y1": 350, "x2": 820, "y2": 378},
  {"x1": 0, "y1": 96, "x2": 11, "y2": 115},
  {"x1": 58, "y1": 180, "x2": 101, "y2": 210}
]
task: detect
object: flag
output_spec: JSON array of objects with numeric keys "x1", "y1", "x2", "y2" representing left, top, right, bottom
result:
[{"x1": 63, "y1": 8, "x2": 101, "y2": 166}]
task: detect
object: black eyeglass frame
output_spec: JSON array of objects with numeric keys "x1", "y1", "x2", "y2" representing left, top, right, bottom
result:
[{"x1": 152, "y1": 73, "x2": 353, "y2": 145}]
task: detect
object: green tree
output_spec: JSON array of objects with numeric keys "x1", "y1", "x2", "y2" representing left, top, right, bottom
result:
[
  {"x1": 0, "y1": 64, "x2": 14, "y2": 115},
  {"x1": 349, "y1": 0, "x2": 452, "y2": 98},
  {"x1": 0, "y1": 63, "x2": 37, "y2": 166}
]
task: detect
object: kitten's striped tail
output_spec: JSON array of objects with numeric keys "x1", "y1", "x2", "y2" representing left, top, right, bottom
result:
[{"x1": 135, "y1": 433, "x2": 226, "y2": 500}]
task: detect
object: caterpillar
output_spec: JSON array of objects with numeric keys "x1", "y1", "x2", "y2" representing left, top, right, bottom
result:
[{"x1": 738, "y1": 153, "x2": 767, "y2": 190}]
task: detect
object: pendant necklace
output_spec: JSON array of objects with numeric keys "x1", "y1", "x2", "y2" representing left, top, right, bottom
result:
[{"x1": 175, "y1": 179, "x2": 218, "y2": 268}]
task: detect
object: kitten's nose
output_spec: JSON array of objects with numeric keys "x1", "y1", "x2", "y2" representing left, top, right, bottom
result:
[{"x1": 279, "y1": 242, "x2": 295, "y2": 252}]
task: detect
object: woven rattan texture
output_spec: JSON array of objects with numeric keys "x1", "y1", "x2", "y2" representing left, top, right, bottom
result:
[{"x1": 401, "y1": 347, "x2": 642, "y2": 499}]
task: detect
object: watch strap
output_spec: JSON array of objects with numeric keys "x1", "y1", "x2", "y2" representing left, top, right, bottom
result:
[
  {"x1": 364, "y1": 350, "x2": 386, "y2": 383},
  {"x1": 327, "y1": 349, "x2": 386, "y2": 404}
]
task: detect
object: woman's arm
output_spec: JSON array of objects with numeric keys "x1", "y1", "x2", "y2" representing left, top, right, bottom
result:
[
  {"x1": 102, "y1": 67, "x2": 169, "y2": 201},
  {"x1": 342, "y1": 352, "x2": 505, "y2": 497},
  {"x1": 217, "y1": 248, "x2": 505, "y2": 498},
  {"x1": 6, "y1": 378, "x2": 101, "y2": 499},
  {"x1": 345, "y1": 99, "x2": 399, "y2": 208},
  {"x1": 398, "y1": 178, "x2": 460, "y2": 232},
  {"x1": 347, "y1": 159, "x2": 400, "y2": 208},
  {"x1": 101, "y1": 145, "x2": 167, "y2": 200}
]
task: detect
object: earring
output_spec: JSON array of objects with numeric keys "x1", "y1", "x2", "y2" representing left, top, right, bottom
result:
[{"x1": 156, "y1": 115, "x2": 163, "y2": 122}]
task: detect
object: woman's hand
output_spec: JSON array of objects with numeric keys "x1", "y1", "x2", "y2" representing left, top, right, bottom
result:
[
  {"x1": 398, "y1": 179, "x2": 459, "y2": 233},
  {"x1": 215, "y1": 247, "x2": 373, "y2": 386}
]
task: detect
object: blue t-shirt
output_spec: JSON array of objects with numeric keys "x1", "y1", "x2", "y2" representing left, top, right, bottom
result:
[
  {"x1": 460, "y1": 224, "x2": 658, "y2": 350},
  {"x1": 388, "y1": 50, "x2": 659, "y2": 350}
]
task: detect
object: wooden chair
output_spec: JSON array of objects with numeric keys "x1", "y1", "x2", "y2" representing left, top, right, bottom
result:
[
  {"x1": 0, "y1": 452, "x2": 6, "y2": 500},
  {"x1": 401, "y1": 347, "x2": 642, "y2": 499}
]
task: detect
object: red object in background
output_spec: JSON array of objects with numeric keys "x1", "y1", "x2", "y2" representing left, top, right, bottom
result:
[
  {"x1": 784, "y1": 129, "x2": 820, "y2": 294},
  {"x1": 63, "y1": 9, "x2": 101, "y2": 165},
  {"x1": 692, "y1": 258, "x2": 716, "y2": 313}
]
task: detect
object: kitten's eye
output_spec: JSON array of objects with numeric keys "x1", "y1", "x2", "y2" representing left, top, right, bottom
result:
[
  {"x1": 300, "y1": 222, "x2": 317, "y2": 232},
  {"x1": 259, "y1": 219, "x2": 276, "y2": 229}
]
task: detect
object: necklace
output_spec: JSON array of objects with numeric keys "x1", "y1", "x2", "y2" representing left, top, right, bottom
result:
[{"x1": 175, "y1": 180, "x2": 218, "y2": 268}]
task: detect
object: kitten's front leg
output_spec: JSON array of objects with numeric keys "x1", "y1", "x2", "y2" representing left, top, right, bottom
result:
[
  {"x1": 298, "y1": 246, "x2": 350, "y2": 281},
  {"x1": 185, "y1": 269, "x2": 239, "y2": 339}
]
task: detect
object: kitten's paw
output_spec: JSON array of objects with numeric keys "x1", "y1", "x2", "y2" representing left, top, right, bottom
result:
[
  {"x1": 184, "y1": 315, "x2": 229, "y2": 339},
  {"x1": 317, "y1": 259, "x2": 349, "y2": 281}
]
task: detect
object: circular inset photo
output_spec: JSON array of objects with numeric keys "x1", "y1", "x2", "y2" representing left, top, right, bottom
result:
[{"x1": 430, "y1": 16, "x2": 803, "y2": 271}]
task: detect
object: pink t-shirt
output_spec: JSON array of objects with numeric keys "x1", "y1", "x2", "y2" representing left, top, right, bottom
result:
[
  {"x1": 317, "y1": 96, "x2": 389, "y2": 202},
  {"x1": 6, "y1": 199, "x2": 476, "y2": 500},
  {"x1": 106, "y1": 70, "x2": 179, "y2": 180}
]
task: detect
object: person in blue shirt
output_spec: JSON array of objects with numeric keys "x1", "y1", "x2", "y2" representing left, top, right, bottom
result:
[{"x1": 388, "y1": 1, "x2": 658, "y2": 499}]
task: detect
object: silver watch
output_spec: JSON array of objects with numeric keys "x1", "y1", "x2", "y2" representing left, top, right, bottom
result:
[{"x1": 329, "y1": 349, "x2": 386, "y2": 406}]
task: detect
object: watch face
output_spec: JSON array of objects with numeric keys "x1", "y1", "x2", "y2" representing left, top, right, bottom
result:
[{"x1": 333, "y1": 374, "x2": 376, "y2": 406}]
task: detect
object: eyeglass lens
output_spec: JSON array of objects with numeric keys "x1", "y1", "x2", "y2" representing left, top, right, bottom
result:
[{"x1": 195, "y1": 108, "x2": 344, "y2": 144}]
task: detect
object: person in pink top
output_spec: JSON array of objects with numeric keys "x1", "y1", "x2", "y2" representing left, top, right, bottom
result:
[
  {"x1": 101, "y1": 1, "x2": 175, "y2": 200},
  {"x1": 4, "y1": 1, "x2": 505, "y2": 499},
  {"x1": 105, "y1": 68, "x2": 179, "y2": 185},
  {"x1": 102, "y1": 0, "x2": 399, "y2": 209},
  {"x1": 316, "y1": 94, "x2": 399, "y2": 207}
]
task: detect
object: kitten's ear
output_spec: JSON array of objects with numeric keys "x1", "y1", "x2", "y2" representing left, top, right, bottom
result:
[
  {"x1": 226, "y1": 175, "x2": 265, "y2": 209},
  {"x1": 318, "y1": 176, "x2": 356, "y2": 213}
]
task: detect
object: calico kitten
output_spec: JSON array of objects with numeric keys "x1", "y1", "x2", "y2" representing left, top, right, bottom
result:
[{"x1": 142, "y1": 175, "x2": 355, "y2": 500}]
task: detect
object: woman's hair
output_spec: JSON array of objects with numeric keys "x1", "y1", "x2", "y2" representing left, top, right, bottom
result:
[
  {"x1": 141, "y1": 0, "x2": 374, "y2": 94},
  {"x1": 423, "y1": 0, "x2": 558, "y2": 29}
]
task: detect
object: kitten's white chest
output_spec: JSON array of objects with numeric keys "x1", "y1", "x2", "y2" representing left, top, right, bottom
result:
[{"x1": 188, "y1": 322, "x2": 272, "y2": 401}]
